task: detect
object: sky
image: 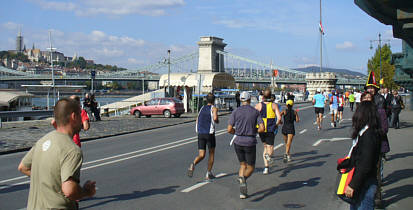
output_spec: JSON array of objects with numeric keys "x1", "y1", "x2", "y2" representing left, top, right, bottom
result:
[{"x1": 0, "y1": 0, "x2": 403, "y2": 74}]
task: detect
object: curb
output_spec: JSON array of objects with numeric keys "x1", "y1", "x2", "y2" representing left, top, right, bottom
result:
[{"x1": 0, "y1": 112, "x2": 231, "y2": 155}]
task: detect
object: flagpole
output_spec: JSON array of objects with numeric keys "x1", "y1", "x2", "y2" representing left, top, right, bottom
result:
[{"x1": 320, "y1": 0, "x2": 322, "y2": 73}]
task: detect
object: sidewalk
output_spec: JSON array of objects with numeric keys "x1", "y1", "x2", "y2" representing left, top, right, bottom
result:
[
  {"x1": 381, "y1": 102, "x2": 413, "y2": 209},
  {"x1": 0, "y1": 112, "x2": 229, "y2": 155}
]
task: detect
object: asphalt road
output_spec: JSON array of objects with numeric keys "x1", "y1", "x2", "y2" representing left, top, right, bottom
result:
[{"x1": 0, "y1": 103, "x2": 411, "y2": 210}]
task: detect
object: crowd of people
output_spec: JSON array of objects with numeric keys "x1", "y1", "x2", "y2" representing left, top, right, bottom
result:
[{"x1": 16, "y1": 71, "x2": 406, "y2": 209}]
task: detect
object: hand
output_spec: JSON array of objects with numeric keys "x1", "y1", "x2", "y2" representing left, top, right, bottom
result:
[
  {"x1": 345, "y1": 186, "x2": 354, "y2": 198},
  {"x1": 83, "y1": 180, "x2": 96, "y2": 197}
]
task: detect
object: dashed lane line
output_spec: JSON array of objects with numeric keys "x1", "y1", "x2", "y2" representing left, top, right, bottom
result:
[
  {"x1": 0, "y1": 129, "x2": 229, "y2": 190},
  {"x1": 312, "y1": 137, "x2": 352, "y2": 146},
  {"x1": 299, "y1": 129, "x2": 307, "y2": 134},
  {"x1": 274, "y1": 143, "x2": 284, "y2": 150},
  {"x1": 181, "y1": 173, "x2": 227, "y2": 193}
]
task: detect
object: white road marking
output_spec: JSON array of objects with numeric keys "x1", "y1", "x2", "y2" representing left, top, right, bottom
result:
[
  {"x1": 181, "y1": 173, "x2": 227, "y2": 193},
  {"x1": 0, "y1": 176, "x2": 26, "y2": 184},
  {"x1": 0, "y1": 130, "x2": 229, "y2": 188},
  {"x1": 299, "y1": 129, "x2": 307, "y2": 134},
  {"x1": 274, "y1": 143, "x2": 284, "y2": 150},
  {"x1": 313, "y1": 137, "x2": 352, "y2": 146}
]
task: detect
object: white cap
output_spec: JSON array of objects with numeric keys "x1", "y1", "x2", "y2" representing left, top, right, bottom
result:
[
  {"x1": 317, "y1": 88, "x2": 321, "y2": 92},
  {"x1": 240, "y1": 91, "x2": 251, "y2": 101}
]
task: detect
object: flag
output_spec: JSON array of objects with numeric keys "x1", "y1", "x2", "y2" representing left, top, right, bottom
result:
[{"x1": 319, "y1": 21, "x2": 325, "y2": 35}]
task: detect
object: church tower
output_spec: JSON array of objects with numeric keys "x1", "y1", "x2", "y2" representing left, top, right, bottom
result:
[{"x1": 16, "y1": 26, "x2": 24, "y2": 52}]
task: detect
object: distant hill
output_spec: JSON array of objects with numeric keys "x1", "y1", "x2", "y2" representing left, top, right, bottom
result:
[{"x1": 294, "y1": 66, "x2": 366, "y2": 78}]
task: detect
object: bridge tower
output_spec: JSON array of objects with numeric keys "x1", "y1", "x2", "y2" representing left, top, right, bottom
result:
[
  {"x1": 197, "y1": 37, "x2": 227, "y2": 73},
  {"x1": 306, "y1": 72, "x2": 337, "y2": 100}
]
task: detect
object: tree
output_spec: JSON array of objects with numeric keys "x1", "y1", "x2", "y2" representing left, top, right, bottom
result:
[{"x1": 367, "y1": 44, "x2": 397, "y2": 89}]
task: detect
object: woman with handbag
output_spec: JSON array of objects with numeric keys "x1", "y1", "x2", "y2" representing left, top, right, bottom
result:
[{"x1": 338, "y1": 101, "x2": 382, "y2": 210}]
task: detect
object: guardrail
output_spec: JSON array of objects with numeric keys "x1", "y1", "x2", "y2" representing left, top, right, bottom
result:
[{"x1": 0, "y1": 110, "x2": 54, "y2": 128}]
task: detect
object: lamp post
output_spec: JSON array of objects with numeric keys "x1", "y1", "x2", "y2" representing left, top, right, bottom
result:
[
  {"x1": 167, "y1": 49, "x2": 171, "y2": 96},
  {"x1": 370, "y1": 33, "x2": 391, "y2": 86},
  {"x1": 47, "y1": 30, "x2": 57, "y2": 107}
]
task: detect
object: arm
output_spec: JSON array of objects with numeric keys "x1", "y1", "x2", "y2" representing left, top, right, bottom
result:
[
  {"x1": 295, "y1": 111, "x2": 300, "y2": 122},
  {"x1": 254, "y1": 103, "x2": 261, "y2": 111},
  {"x1": 273, "y1": 103, "x2": 282, "y2": 125},
  {"x1": 61, "y1": 178, "x2": 96, "y2": 201},
  {"x1": 227, "y1": 124, "x2": 235, "y2": 134},
  {"x1": 312, "y1": 99, "x2": 315, "y2": 105},
  {"x1": 18, "y1": 161, "x2": 31, "y2": 176},
  {"x1": 348, "y1": 131, "x2": 378, "y2": 191},
  {"x1": 212, "y1": 107, "x2": 219, "y2": 123},
  {"x1": 82, "y1": 120, "x2": 90, "y2": 131},
  {"x1": 257, "y1": 123, "x2": 265, "y2": 133}
]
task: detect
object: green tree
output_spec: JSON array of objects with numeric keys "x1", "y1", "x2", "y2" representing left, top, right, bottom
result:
[{"x1": 367, "y1": 44, "x2": 397, "y2": 89}]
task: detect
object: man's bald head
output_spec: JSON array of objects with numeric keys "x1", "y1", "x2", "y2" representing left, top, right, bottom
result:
[
  {"x1": 69, "y1": 95, "x2": 80, "y2": 103},
  {"x1": 54, "y1": 98, "x2": 81, "y2": 127}
]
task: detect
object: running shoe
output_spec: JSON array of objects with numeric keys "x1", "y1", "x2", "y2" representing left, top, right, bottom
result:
[
  {"x1": 187, "y1": 163, "x2": 195, "y2": 178},
  {"x1": 283, "y1": 154, "x2": 288, "y2": 163},
  {"x1": 205, "y1": 171, "x2": 216, "y2": 181},
  {"x1": 334, "y1": 122, "x2": 337, "y2": 128},
  {"x1": 317, "y1": 126, "x2": 321, "y2": 131},
  {"x1": 263, "y1": 167, "x2": 269, "y2": 175},
  {"x1": 287, "y1": 155, "x2": 292, "y2": 162},
  {"x1": 331, "y1": 122, "x2": 334, "y2": 128},
  {"x1": 238, "y1": 177, "x2": 247, "y2": 198},
  {"x1": 313, "y1": 121, "x2": 317, "y2": 125},
  {"x1": 264, "y1": 154, "x2": 274, "y2": 166}
]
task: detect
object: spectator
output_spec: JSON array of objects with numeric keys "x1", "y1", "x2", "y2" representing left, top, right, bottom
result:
[{"x1": 339, "y1": 101, "x2": 382, "y2": 210}]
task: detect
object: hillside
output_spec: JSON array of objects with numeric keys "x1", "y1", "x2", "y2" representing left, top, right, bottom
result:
[{"x1": 294, "y1": 66, "x2": 366, "y2": 78}]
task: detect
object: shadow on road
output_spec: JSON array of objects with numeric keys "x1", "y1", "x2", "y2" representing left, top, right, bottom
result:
[
  {"x1": 387, "y1": 152, "x2": 413, "y2": 161},
  {"x1": 383, "y1": 169, "x2": 413, "y2": 186},
  {"x1": 249, "y1": 177, "x2": 320, "y2": 202},
  {"x1": 383, "y1": 184, "x2": 413, "y2": 207},
  {"x1": 398, "y1": 121, "x2": 413, "y2": 129},
  {"x1": 278, "y1": 161, "x2": 326, "y2": 178},
  {"x1": 0, "y1": 183, "x2": 29, "y2": 194},
  {"x1": 81, "y1": 185, "x2": 179, "y2": 209}
]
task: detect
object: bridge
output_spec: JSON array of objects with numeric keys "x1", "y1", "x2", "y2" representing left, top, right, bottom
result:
[{"x1": 0, "y1": 37, "x2": 365, "y2": 91}]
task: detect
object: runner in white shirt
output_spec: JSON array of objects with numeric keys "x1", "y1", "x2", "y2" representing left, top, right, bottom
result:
[{"x1": 354, "y1": 90, "x2": 362, "y2": 110}]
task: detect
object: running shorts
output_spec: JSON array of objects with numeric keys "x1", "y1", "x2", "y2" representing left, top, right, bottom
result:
[
  {"x1": 330, "y1": 108, "x2": 338, "y2": 115},
  {"x1": 234, "y1": 144, "x2": 256, "y2": 166},
  {"x1": 259, "y1": 132, "x2": 275, "y2": 145},
  {"x1": 338, "y1": 106, "x2": 344, "y2": 112},
  {"x1": 198, "y1": 134, "x2": 216, "y2": 150},
  {"x1": 315, "y1": 107, "x2": 324, "y2": 114}
]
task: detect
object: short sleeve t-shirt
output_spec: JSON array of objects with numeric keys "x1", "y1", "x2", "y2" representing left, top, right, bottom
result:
[
  {"x1": 22, "y1": 130, "x2": 83, "y2": 210},
  {"x1": 349, "y1": 94, "x2": 355, "y2": 102},
  {"x1": 313, "y1": 94, "x2": 326, "y2": 108},
  {"x1": 72, "y1": 109, "x2": 89, "y2": 147},
  {"x1": 355, "y1": 92, "x2": 362, "y2": 103},
  {"x1": 228, "y1": 105, "x2": 263, "y2": 146}
]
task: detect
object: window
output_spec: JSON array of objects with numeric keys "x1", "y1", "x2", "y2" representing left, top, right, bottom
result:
[
  {"x1": 160, "y1": 99, "x2": 170, "y2": 105},
  {"x1": 148, "y1": 99, "x2": 159, "y2": 106}
]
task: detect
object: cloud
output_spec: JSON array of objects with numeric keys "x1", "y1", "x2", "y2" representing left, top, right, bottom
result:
[
  {"x1": 28, "y1": 0, "x2": 76, "y2": 11},
  {"x1": 27, "y1": 0, "x2": 185, "y2": 16},
  {"x1": 2, "y1": 22, "x2": 20, "y2": 31},
  {"x1": 127, "y1": 58, "x2": 144, "y2": 64},
  {"x1": 336, "y1": 41, "x2": 356, "y2": 50}
]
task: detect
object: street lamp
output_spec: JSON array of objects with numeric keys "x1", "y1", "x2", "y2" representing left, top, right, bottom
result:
[
  {"x1": 167, "y1": 49, "x2": 171, "y2": 96},
  {"x1": 369, "y1": 33, "x2": 391, "y2": 86}
]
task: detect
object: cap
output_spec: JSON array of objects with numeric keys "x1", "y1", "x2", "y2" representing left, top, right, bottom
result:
[
  {"x1": 366, "y1": 71, "x2": 379, "y2": 89},
  {"x1": 317, "y1": 88, "x2": 321, "y2": 92},
  {"x1": 240, "y1": 91, "x2": 251, "y2": 101},
  {"x1": 286, "y1": 99, "x2": 294, "y2": 106}
]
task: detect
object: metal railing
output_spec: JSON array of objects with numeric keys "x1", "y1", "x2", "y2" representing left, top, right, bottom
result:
[{"x1": 0, "y1": 110, "x2": 54, "y2": 128}]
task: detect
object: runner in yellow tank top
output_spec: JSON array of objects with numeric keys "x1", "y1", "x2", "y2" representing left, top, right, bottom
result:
[{"x1": 255, "y1": 89, "x2": 282, "y2": 174}]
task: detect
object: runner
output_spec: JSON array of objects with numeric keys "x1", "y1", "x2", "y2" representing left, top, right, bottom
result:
[
  {"x1": 330, "y1": 91, "x2": 339, "y2": 128},
  {"x1": 345, "y1": 90, "x2": 350, "y2": 106},
  {"x1": 227, "y1": 91, "x2": 265, "y2": 199},
  {"x1": 349, "y1": 91, "x2": 355, "y2": 112},
  {"x1": 281, "y1": 100, "x2": 300, "y2": 163},
  {"x1": 187, "y1": 93, "x2": 219, "y2": 181},
  {"x1": 255, "y1": 89, "x2": 281, "y2": 175},
  {"x1": 337, "y1": 92, "x2": 345, "y2": 123},
  {"x1": 355, "y1": 90, "x2": 362, "y2": 110},
  {"x1": 51, "y1": 95, "x2": 90, "y2": 147},
  {"x1": 312, "y1": 88, "x2": 326, "y2": 130}
]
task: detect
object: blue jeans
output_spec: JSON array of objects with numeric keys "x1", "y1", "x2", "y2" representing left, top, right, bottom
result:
[{"x1": 350, "y1": 178, "x2": 377, "y2": 210}]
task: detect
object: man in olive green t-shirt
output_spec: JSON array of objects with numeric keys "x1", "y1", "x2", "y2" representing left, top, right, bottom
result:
[{"x1": 18, "y1": 98, "x2": 96, "y2": 210}]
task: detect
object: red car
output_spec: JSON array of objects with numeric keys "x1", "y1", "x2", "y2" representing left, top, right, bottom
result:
[{"x1": 130, "y1": 97, "x2": 185, "y2": 118}]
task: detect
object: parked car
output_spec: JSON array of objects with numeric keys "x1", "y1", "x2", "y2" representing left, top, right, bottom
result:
[{"x1": 130, "y1": 97, "x2": 185, "y2": 118}]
